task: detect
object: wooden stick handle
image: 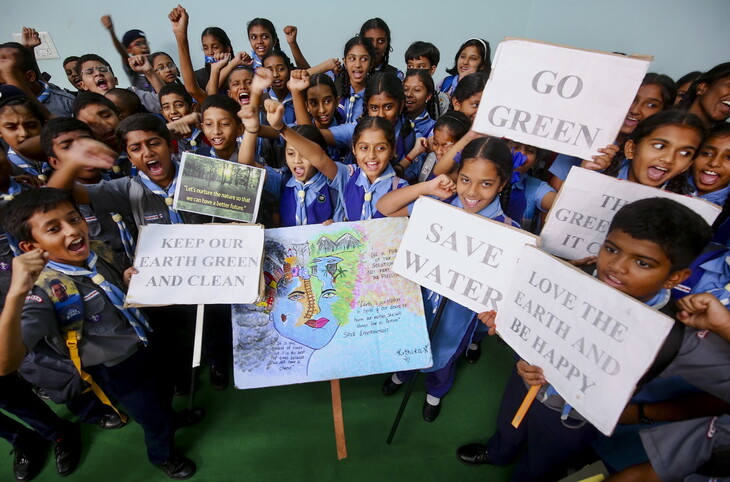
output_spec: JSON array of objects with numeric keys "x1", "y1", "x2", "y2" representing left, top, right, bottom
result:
[
  {"x1": 330, "y1": 379, "x2": 348, "y2": 459},
  {"x1": 511, "y1": 385, "x2": 540, "y2": 428}
]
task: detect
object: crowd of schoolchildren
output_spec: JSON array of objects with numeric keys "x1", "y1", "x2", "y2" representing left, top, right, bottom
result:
[{"x1": 0, "y1": 5, "x2": 728, "y2": 481}]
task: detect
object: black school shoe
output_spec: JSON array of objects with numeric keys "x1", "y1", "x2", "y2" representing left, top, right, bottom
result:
[
  {"x1": 422, "y1": 400, "x2": 442, "y2": 422},
  {"x1": 156, "y1": 454, "x2": 196, "y2": 479},
  {"x1": 381, "y1": 375, "x2": 403, "y2": 396},
  {"x1": 465, "y1": 342, "x2": 482, "y2": 364},
  {"x1": 96, "y1": 408, "x2": 127, "y2": 430},
  {"x1": 11, "y1": 440, "x2": 49, "y2": 481},
  {"x1": 54, "y1": 424, "x2": 82, "y2": 476},
  {"x1": 456, "y1": 443, "x2": 493, "y2": 466}
]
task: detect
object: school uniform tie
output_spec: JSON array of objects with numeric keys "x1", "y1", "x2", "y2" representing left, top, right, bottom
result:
[
  {"x1": 295, "y1": 182, "x2": 313, "y2": 226},
  {"x1": 6, "y1": 147, "x2": 50, "y2": 181},
  {"x1": 180, "y1": 128, "x2": 202, "y2": 152},
  {"x1": 360, "y1": 171, "x2": 395, "y2": 220},
  {"x1": 290, "y1": 173, "x2": 329, "y2": 226},
  {"x1": 137, "y1": 171, "x2": 184, "y2": 224},
  {"x1": 46, "y1": 252, "x2": 150, "y2": 345},
  {"x1": 110, "y1": 213, "x2": 136, "y2": 262}
]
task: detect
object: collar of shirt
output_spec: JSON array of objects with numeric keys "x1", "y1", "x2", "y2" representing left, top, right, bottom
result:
[
  {"x1": 285, "y1": 171, "x2": 328, "y2": 205},
  {"x1": 354, "y1": 164, "x2": 396, "y2": 190},
  {"x1": 450, "y1": 194, "x2": 504, "y2": 219},
  {"x1": 689, "y1": 176, "x2": 730, "y2": 206},
  {"x1": 209, "y1": 146, "x2": 240, "y2": 163}
]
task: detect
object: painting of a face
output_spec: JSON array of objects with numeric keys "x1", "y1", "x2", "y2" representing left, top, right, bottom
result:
[{"x1": 271, "y1": 256, "x2": 342, "y2": 349}]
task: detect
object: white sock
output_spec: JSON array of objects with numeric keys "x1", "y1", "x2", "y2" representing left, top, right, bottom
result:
[
  {"x1": 426, "y1": 394, "x2": 441, "y2": 406},
  {"x1": 468, "y1": 343, "x2": 478, "y2": 351},
  {"x1": 391, "y1": 373, "x2": 403, "y2": 385}
]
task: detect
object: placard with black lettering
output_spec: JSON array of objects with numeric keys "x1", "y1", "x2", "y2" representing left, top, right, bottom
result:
[
  {"x1": 540, "y1": 168, "x2": 721, "y2": 260},
  {"x1": 392, "y1": 196, "x2": 538, "y2": 313},
  {"x1": 496, "y1": 245, "x2": 674, "y2": 435},
  {"x1": 473, "y1": 38, "x2": 651, "y2": 160},
  {"x1": 126, "y1": 223, "x2": 264, "y2": 306}
]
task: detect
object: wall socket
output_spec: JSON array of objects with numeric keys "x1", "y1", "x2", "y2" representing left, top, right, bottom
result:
[{"x1": 11, "y1": 31, "x2": 60, "y2": 60}]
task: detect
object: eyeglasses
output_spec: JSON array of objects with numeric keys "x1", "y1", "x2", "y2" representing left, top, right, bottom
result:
[
  {"x1": 81, "y1": 65, "x2": 111, "y2": 75},
  {"x1": 154, "y1": 63, "x2": 177, "y2": 72},
  {"x1": 130, "y1": 40, "x2": 149, "y2": 48}
]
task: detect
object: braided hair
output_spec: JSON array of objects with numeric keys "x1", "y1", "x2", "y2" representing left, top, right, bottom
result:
[
  {"x1": 358, "y1": 18, "x2": 393, "y2": 70},
  {"x1": 364, "y1": 72, "x2": 411, "y2": 138},
  {"x1": 404, "y1": 69, "x2": 438, "y2": 121},
  {"x1": 336, "y1": 37, "x2": 376, "y2": 100}
]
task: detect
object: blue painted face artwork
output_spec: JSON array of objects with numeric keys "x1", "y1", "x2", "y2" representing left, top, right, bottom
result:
[{"x1": 271, "y1": 256, "x2": 343, "y2": 349}]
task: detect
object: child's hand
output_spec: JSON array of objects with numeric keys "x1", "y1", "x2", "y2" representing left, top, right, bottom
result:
[
  {"x1": 408, "y1": 137, "x2": 428, "y2": 160},
  {"x1": 210, "y1": 53, "x2": 231, "y2": 71},
  {"x1": 21, "y1": 27, "x2": 41, "y2": 49},
  {"x1": 677, "y1": 293, "x2": 730, "y2": 333},
  {"x1": 283, "y1": 25, "x2": 298, "y2": 45},
  {"x1": 252, "y1": 67, "x2": 274, "y2": 94},
  {"x1": 123, "y1": 267, "x2": 138, "y2": 288},
  {"x1": 424, "y1": 174, "x2": 456, "y2": 199},
  {"x1": 128, "y1": 55, "x2": 153, "y2": 74},
  {"x1": 264, "y1": 99, "x2": 285, "y2": 130},
  {"x1": 9, "y1": 249, "x2": 48, "y2": 297},
  {"x1": 13, "y1": 174, "x2": 44, "y2": 188},
  {"x1": 322, "y1": 219, "x2": 334, "y2": 226},
  {"x1": 100, "y1": 15, "x2": 113, "y2": 31},
  {"x1": 580, "y1": 143, "x2": 619, "y2": 171},
  {"x1": 168, "y1": 5, "x2": 189, "y2": 36},
  {"x1": 238, "y1": 104, "x2": 260, "y2": 132},
  {"x1": 230, "y1": 51, "x2": 253, "y2": 67},
  {"x1": 477, "y1": 310, "x2": 498, "y2": 336},
  {"x1": 65, "y1": 137, "x2": 116, "y2": 171},
  {"x1": 516, "y1": 359, "x2": 546, "y2": 386},
  {"x1": 287, "y1": 69, "x2": 310, "y2": 92},
  {"x1": 567, "y1": 255, "x2": 597, "y2": 268}
]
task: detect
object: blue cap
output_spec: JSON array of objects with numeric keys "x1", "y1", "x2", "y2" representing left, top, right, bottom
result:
[{"x1": 122, "y1": 29, "x2": 146, "y2": 48}]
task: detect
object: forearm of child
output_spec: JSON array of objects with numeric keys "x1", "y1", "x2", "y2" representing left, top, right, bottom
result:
[
  {"x1": 100, "y1": 15, "x2": 128, "y2": 62},
  {"x1": 433, "y1": 130, "x2": 483, "y2": 178},
  {"x1": 169, "y1": 6, "x2": 207, "y2": 104},
  {"x1": 376, "y1": 176, "x2": 449, "y2": 217},
  {"x1": 0, "y1": 250, "x2": 46, "y2": 375},
  {"x1": 677, "y1": 293, "x2": 730, "y2": 343},
  {"x1": 284, "y1": 26, "x2": 311, "y2": 70},
  {"x1": 291, "y1": 88, "x2": 311, "y2": 126},
  {"x1": 207, "y1": 55, "x2": 234, "y2": 95},
  {"x1": 48, "y1": 138, "x2": 115, "y2": 205},
  {"x1": 305, "y1": 58, "x2": 340, "y2": 76},
  {"x1": 620, "y1": 392, "x2": 730, "y2": 425},
  {"x1": 238, "y1": 105, "x2": 260, "y2": 166},
  {"x1": 280, "y1": 127, "x2": 336, "y2": 179}
]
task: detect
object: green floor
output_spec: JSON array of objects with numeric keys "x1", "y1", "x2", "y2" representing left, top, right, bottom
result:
[{"x1": 2, "y1": 336, "x2": 517, "y2": 481}]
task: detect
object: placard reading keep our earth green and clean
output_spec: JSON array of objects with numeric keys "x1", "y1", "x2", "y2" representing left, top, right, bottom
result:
[{"x1": 173, "y1": 152, "x2": 265, "y2": 223}]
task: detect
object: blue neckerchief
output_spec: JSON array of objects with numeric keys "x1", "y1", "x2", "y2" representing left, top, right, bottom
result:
[
  {"x1": 204, "y1": 55, "x2": 216, "y2": 64},
  {"x1": 643, "y1": 288, "x2": 671, "y2": 310},
  {"x1": 412, "y1": 109, "x2": 435, "y2": 137},
  {"x1": 355, "y1": 164, "x2": 396, "y2": 220},
  {"x1": 137, "y1": 167, "x2": 183, "y2": 224},
  {"x1": 178, "y1": 128, "x2": 202, "y2": 153},
  {"x1": 510, "y1": 151, "x2": 527, "y2": 183},
  {"x1": 617, "y1": 161, "x2": 630, "y2": 180},
  {"x1": 251, "y1": 51, "x2": 263, "y2": 69},
  {"x1": 37, "y1": 81, "x2": 52, "y2": 103},
  {"x1": 689, "y1": 175, "x2": 730, "y2": 206},
  {"x1": 344, "y1": 86, "x2": 364, "y2": 124},
  {"x1": 2, "y1": 178, "x2": 24, "y2": 197},
  {"x1": 285, "y1": 172, "x2": 329, "y2": 225},
  {"x1": 46, "y1": 252, "x2": 150, "y2": 345},
  {"x1": 109, "y1": 212, "x2": 136, "y2": 263},
  {"x1": 7, "y1": 147, "x2": 50, "y2": 179},
  {"x1": 208, "y1": 145, "x2": 239, "y2": 163}
]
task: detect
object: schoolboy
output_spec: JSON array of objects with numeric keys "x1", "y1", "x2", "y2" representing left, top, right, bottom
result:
[
  {"x1": 456, "y1": 198, "x2": 713, "y2": 481},
  {"x1": 75, "y1": 54, "x2": 161, "y2": 113},
  {"x1": 41, "y1": 117, "x2": 137, "y2": 266},
  {"x1": 0, "y1": 42, "x2": 74, "y2": 117},
  {"x1": 105, "y1": 88, "x2": 144, "y2": 120},
  {"x1": 100, "y1": 14, "x2": 154, "y2": 92},
  {"x1": 404, "y1": 41, "x2": 449, "y2": 117},
  {"x1": 198, "y1": 94, "x2": 243, "y2": 162},
  {"x1": 48, "y1": 113, "x2": 215, "y2": 392},
  {"x1": 72, "y1": 92, "x2": 130, "y2": 177},
  {"x1": 0, "y1": 188, "x2": 196, "y2": 479},
  {"x1": 62, "y1": 56, "x2": 82, "y2": 93},
  {"x1": 0, "y1": 249, "x2": 82, "y2": 481},
  {"x1": 609, "y1": 292, "x2": 730, "y2": 481},
  {"x1": 158, "y1": 83, "x2": 209, "y2": 156}
]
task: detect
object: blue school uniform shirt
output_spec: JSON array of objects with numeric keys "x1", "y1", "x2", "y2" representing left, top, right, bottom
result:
[
  {"x1": 330, "y1": 163, "x2": 407, "y2": 222},
  {"x1": 267, "y1": 90, "x2": 296, "y2": 127},
  {"x1": 410, "y1": 195, "x2": 520, "y2": 372},
  {"x1": 411, "y1": 110, "x2": 435, "y2": 138},
  {"x1": 337, "y1": 87, "x2": 365, "y2": 124},
  {"x1": 507, "y1": 175, "x2": 556, "y2": 232},
  {"x1": 671, "y1": 244, "x2": 730, "y2": 305},
  {"x1": 689, "y1": 176, "x2": 730, "y2": 246},
  {"x1": 197, "y1": 145, "x2": 239, "y2": 163},
  {"x1": 264, "y1": 168, "x2": 342, "y2": 226},
  {"x1": 437, "y1": 75, "x2": 459, "y2": 97},
  {"x1": 251, "y1": 51, "x2": 263, "y2": 69},
  {"x1": 6, "y1": 147, "x2": 52, "y2": 180},
  {"x1": 323, "y1": 118, "x2": 349, "y2": 163},
  {"x1": 394, "y1": 117, "x2": 418, "y2": 162}
]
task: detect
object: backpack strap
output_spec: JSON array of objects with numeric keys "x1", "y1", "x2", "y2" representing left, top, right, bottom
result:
[
  {"x1": 35, "y1": 262, "x2": 127, "y2": 423},
  {"x1": 635, "y1": 300, "x2": 685, "y2": 391}
]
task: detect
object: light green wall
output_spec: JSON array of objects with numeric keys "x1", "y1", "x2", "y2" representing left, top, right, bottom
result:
[{"x1": 2, "y1": 0, "x2": 729, "y2": 89}]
